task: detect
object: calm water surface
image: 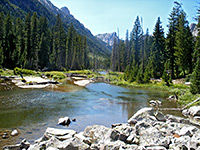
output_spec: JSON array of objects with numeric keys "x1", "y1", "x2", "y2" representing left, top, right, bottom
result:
[{"x1": 0, "y1": 81, "x2": 179, "y2": 148}]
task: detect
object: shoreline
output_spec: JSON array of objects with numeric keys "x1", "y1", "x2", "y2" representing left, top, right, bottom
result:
[{"x1": 3, "y1": 107, "x2": 200, "y2": 150}]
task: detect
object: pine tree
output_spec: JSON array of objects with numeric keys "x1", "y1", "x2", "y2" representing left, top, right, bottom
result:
[
  {"x1": 53, "y1": 14, "x2": 66, "y2": 70},
  {"x1": 125, "y1": 30, "x2": 130, "y2": 66},
  {"x1": 190, "y1": 58, "x2": 200, "y2": 94},
  {"x1": 130, "y1": 16, "x2": 143, "y2": 66},
  {"x1": 194, "y1": 9, "x2": 200, "y2": 66},
  {"x1": 4, "y1": 13, "x2": 15, "y2": 68},
  {"x1": 65, "y1": 24, "x2": 75, "y2": 70},
  {"x1": 30, "y1": 12, "x2": 39, "y2": 69},
  {"x1": 162, "y1": 60, "x2": 171, "y2": 86},
  {"x1": 175, "y1": 12, "x2": 193, "y2": 77},
  {"x1": 166, "y1": 1, "x2": 183, "y2": 79},
  {"x1": 151, "y1": 17, "x2": 166, "y2": 78},
  {"x1": 24, "y1": 12, "x2": 31, "y2": 68},
  {"x1": 0, "y1": 12, "x2": 4, "y2": 67},
  {"x1": 111, "y1": 36, "x2": 118, "y2": 71},
  {"x1": 15, "y1": 17, "x2": 25, "y2": 67},
  {"x1": 38, "y1": 16, "x2": 50, "y2": 69}
]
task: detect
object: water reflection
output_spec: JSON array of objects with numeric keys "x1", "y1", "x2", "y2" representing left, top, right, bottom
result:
[{"x1": 0, "y1": 81, "x2": 178, "y2": 148}]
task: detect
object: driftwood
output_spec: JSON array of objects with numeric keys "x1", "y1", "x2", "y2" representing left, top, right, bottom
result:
[
  {"x1": 65, "y1": 73, "x2": 87, "y2": 78},
  {"x1": 36, "y1": 81, "x2": 59, "y2": 85},
  {"x1": 182, "y1": 97, "x2": 200, "y2": 110},
  {"x1": 156, "y1": 97, "x2": 200, "y2": 112},
  {"x1": 0, "y1": 76, "x2": 12, "y2": 81}
]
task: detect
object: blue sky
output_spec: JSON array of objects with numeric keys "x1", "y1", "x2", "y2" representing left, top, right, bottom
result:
[{"x1": 50, "y1": 0, "x2": 199, "y2": 39}]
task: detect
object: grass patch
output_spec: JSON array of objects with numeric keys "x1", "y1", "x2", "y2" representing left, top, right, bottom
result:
[
  {"x1": 44, "y1": 71, "x2": 66, "y2": 80},
  {"x1": 14, "y1": 67, "x2": 37, "y2": 76},
  {"x1": 66, "y1": 70, "x2": 93, "y2": 75}
]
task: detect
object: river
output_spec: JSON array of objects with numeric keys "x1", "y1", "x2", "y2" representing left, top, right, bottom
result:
[{"x1": 0, "y1": 80, "x2": 179, "y2": 148}]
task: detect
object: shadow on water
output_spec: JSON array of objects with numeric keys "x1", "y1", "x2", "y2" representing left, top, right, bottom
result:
[{"x1": 0, "y1": 81, "x2": 180, "y2": 148}]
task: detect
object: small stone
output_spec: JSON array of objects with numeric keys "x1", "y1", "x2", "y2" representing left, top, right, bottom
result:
[
  {"x1": 11, "y1": 129, "x2": 19, "y2": 136},
  {"x1": 2, "y1": 133, "x2": 9, "y2": 139},
  {"x1": 72, "y1": 118, "x2": 76, "y2": 122},
  {"x1": 111, "y1": 123, "x2": 122, "y2": 128},
  {"x1": 110, "y1": 130, "x2": 120, "y2": 141}
]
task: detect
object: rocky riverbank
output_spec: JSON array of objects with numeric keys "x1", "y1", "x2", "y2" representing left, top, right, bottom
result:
[{"x1": 3, "y1": 107, "x2": 200, "y2": 150}]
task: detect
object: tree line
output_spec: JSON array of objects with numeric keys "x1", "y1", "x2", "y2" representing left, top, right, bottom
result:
[
  {"x1": 111, "y1": 2, "x2": 199, "y2": 85},
  {"x1": 0, "y1": 12, "x2": 89, "y2": 71}
]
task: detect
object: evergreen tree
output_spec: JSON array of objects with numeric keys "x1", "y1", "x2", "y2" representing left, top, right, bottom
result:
[
  {"x1": 166, "y1": 1, "x2": 183, "y2": 79},
  {"x1": 30, "y1": 12, "x2": 39, "y2": 69},
  {"x1": 125, "y1": 30, "x2": 130, "y2": 66},
  {"x1": 190, "y1": 58, "x2": 200, "y2": 94},
  {"x1": 4, "y1": 13, "x2": 15, "y2": 68},
  {"x1": 38, "y1": 16, "x2": 50, "y2": 69},
  {"x1": 65, "y1": 24, "x2": 75, "y2": 70},
  {"x1": 144, "y1": 29, "x2": 151, "y2": 65},
  {"x1": 24, "y1": 12, "x2": 31, "y2": 68},
  {"x1": 162, "y1": 60, "x2": 171, "y2": 86},
  {"x1": 130, "y1": 16, "x2": 143, "y2": 66},
  {"x1": 194, "y1": 9, "x2": 200, "y2": 66},
  {"x1": 15, "y1": 17, "x2": 25, "y2": 67},
  {"x1": 53, "y1": 14, "x2": 66, "y2": 70},
  {"x1": 111, "y1": 36, "x2": 118, "y2": 71},
  {"x1": 0, "y1": 12, "x2": 4, "y2": 67},
  {"x1": 151, "y1": 17, "x2": 166, "y2": 78},
  {"x1": 118, "y1": 40, "x2": 126, "y2": 72},
  {"x1": 175, "y1": 12, "x2": 193, "y2": 77}
]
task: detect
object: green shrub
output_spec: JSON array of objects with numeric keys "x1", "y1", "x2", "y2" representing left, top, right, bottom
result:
[
  {"x1": 14, "y1": 67, "x2": 37, "y2": 75},
  {"x1": 45, "y1": 71, "x2": 66, "y2": 80},
  {"x1": 66, "y1": 70, "x2": 92, "y2": 75}
]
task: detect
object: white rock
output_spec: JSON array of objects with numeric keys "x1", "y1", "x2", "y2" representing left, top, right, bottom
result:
[
  {"x1": 45, "y1": 128, "x2": 76, "y2": 136},
  {"x1": 58, "y1": 117, "x2": 71, "y2": 126},
  {"x1": 146, "y1": 146, "x2": 167, "y2": 150},
  {"x1": 188, "y1": 106, "x2": 200, "y2": 117},
  {"x1": 11, "y1": 129, "x2": 19, "y2": 136}
]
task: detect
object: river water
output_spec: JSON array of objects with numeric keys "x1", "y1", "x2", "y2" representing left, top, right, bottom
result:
[{"x1": 0, "y1": 80, "x2": 179, "y2": 148}]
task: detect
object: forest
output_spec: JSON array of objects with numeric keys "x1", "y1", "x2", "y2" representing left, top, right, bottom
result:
[
  {"x1": 0, "y1": 12, "x2": 90, "y2": 71},
  {"x1": 111, "y1": 2, "x2": 200, "y2": 93},
  {"x1": 0, "y1": 2, "x2": 200, "y2": 93}
]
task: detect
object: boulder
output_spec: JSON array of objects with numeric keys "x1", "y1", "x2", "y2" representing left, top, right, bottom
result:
[
  {"x1": 146, "y1": 146, "x2": 167, "y2": 150},
  {"x1": 178, "y1": 126, "x2": 197, "y2": 137},
  {"x1": 83, "y1": 125, "x2": 111, "y2": 143},
  {"x1": 3, "y1": 139, "x2": 30, "y2": 150},
  {"x1": 128, "y1": 107, "x2": 166, "y2": 124},
  {"x1": 57, "y1": 138, "x2": 90, "y2": 150},
  {"x1": 149, "y1": 100, "x2": 162, "y2": 107},
  {"x1": 58, "y1": 117, "x2": 71, "y2": 126},
  {"x1": 11, "y1": 129, "x2": 19, "y2": 136},
  {"x1": 45, "y1": 128, "x2": 76, "y2": 137},
  {"x1": 188, "y1": 106, "x2": 200, "y2": 117}
]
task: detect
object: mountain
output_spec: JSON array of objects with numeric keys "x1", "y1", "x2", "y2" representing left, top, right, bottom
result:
[
  {"x1": 190, "y1": 23, "x2": 198, "y2": 37},
  {"x1": 96, "y1": 32, "x2": 118, "y2": 49},
  {"x1": 0, "y1": 0, "x2": 111, "y2": 57}
]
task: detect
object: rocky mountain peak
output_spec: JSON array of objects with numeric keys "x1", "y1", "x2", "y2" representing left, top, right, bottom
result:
[
  {"x1": 96, "y1": 32, "x2": 118, "y2": 47},
  {"x1": 190, "y1": 23, "x2": 198, "y2": 37},
  {"x1": 61, "y1": 7, "x2": 70, "y2": 16}
]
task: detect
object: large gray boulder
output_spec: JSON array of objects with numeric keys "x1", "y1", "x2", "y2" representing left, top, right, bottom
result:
[{"x1": 188, "y1": 106, "x2": 200, "y2": 117}]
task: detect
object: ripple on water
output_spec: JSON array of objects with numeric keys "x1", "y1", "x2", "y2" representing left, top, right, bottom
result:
[{"x1": 0, "y1": 82, "x2": 180, "y2": 149}]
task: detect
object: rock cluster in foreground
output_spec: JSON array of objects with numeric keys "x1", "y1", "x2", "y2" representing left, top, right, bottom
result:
[{"x1": 4, "y1": 107, "x2": 200, "y2": 150}]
